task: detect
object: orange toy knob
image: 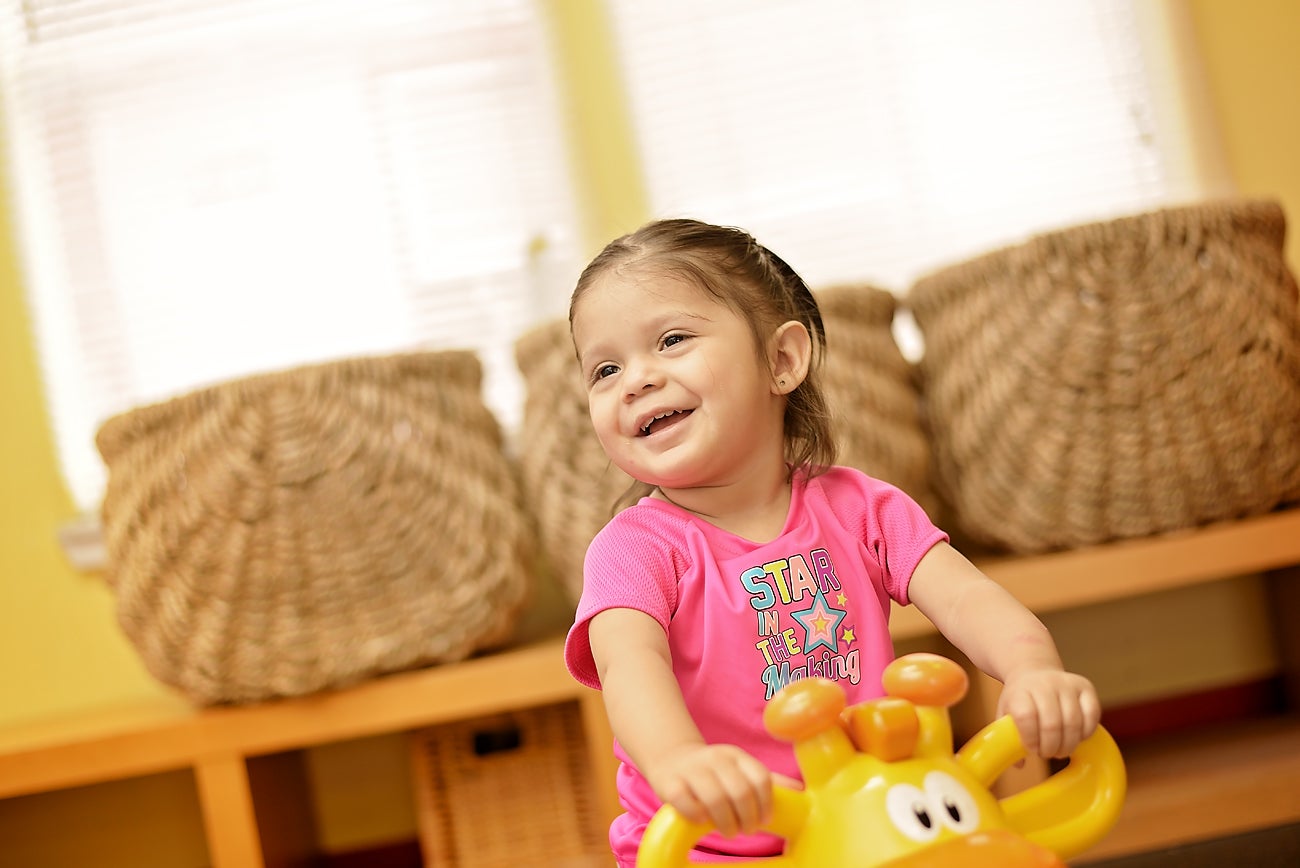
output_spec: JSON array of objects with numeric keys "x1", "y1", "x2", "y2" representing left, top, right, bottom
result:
[
  {"x1": 844, "y1": 697, "x2": 920, "y2": 762},
  {"x1": 882, "y1": 652, "x2": 968, "y2": 708},
  {"x1": 764, "y1": 676, "x2": 846, "y2": 743}
]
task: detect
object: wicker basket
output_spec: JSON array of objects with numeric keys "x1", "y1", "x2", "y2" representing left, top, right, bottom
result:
[
  {"x1": 908, "y1": 199, "x2": 1300, "y2": 553},
  {"x1": 514, "y1": 320, "x2": 633, "y2": 604},
  {"x1": 94, "y1": 351, "x2": 535, "y2": 705},
  {"x1": 816, "y1": 285, "x2": 939, "y2": 518},
  {"x1": 409, "y1": 702, "x2": 608, "y2": 867}
]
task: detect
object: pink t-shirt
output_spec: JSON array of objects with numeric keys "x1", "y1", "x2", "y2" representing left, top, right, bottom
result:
[{"x1": 564, "y1": 466, "x2": 947, "y2": 865}]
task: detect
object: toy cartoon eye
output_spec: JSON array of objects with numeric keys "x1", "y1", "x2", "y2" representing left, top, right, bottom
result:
[
  {"x1": 923, "y1": 771, "x2": 980, "y2": 833},
  {"x1": 885, "y1": 783, "x2": 941, "y2": 842}
]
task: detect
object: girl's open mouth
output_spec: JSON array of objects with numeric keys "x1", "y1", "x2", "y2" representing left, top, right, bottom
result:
[{"x1": 640, "y1": 409, "x2": 692, "y2": 436}]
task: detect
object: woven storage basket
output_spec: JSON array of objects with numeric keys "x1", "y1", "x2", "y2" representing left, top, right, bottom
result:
[
  {"x1": 908, "y1": 199, "x2": 1300, "y2": 553},
  {"x1": 409, "y1": 702, "x2": 608, "y2": 867},
  {"x1": 94, "y1": 350, "x2": 535, "y2": 705},
  {"x1": 816, "y1": 285, "x2": 939, "y2": 518},
  {"x1": 515, "y1": 319, "x2": 633, "y2": 604}
]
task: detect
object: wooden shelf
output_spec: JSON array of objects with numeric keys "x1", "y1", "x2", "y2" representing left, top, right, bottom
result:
[
  {"x1": 889, "y1": 507, "x2": 1300, "y2": 639},
  {"x1": 0, "y1": 636, "x2": 622, "y2": 868},
  {"x1": 0, "y1": 636, "x2": 586, "y2": 801},
  {"x1": 1079, "y1": 713, "x2": 1300, "y2": 862}
]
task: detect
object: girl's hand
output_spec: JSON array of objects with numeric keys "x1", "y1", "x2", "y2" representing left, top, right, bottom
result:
[
  {"x1": 648, "y1": 743, "x2": 775, "y2": 839},
  {"x1": 998, "y1": 668, "x2": 1102, "y2": 758}
]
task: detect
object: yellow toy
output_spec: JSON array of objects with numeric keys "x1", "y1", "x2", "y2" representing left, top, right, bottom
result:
[{"x1": 637, "y1": 653, "x2": 1126, "y2": 867}]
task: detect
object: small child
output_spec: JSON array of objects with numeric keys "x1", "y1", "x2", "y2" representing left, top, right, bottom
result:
[{"x1": 563, "y1": 218, "x2": 1100, "y2": 866}]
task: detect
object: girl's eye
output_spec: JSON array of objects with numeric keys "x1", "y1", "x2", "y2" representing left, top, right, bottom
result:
[
  {"x1": 593, "y1": 363, "x2": 619, "y2": 382},
  {"x1": 662, "y1": 333, "x2": 688, "y2": 349}
]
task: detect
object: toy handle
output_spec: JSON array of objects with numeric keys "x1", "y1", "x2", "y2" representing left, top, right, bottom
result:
[
  {"x1": 636, "y1": 721, "x2": 1126, "y2": 867},
  {"x1": 960, "y1": 716, "x2": 1127, "y2": 861},
  {"x1": 635, "y1": 784, "x2": 806, "y2": 868}
]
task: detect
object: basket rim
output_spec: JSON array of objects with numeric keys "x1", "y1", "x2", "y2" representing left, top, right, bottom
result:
[
  {"x1": 905, "y1": 197, "x2": 1287, "y2": 312},
  {"x1": 95, "y1": 349, "x2": 483, "y2": 461}
]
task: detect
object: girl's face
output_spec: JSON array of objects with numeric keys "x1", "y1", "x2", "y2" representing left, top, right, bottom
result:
[{"x1": 572, "y1": 271, "x2": 788, "y2": 494}]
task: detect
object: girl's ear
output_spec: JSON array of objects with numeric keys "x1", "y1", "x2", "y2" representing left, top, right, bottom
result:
[{"x1": 769, "y1": 320, "x2": 813, "y2": 396}]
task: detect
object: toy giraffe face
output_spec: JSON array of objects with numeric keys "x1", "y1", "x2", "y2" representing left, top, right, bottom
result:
[
  {"x1": 760, "y1": 654, "x2": 1065, "y2": 866},
  {"x1": 637, "y1": 653, "x2": 1127, "y2": 868}
]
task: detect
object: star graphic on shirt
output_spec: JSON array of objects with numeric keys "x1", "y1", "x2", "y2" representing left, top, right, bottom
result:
[
  {"x1": 842, "y1": 627, "x2": 856, "y2": 645},
  {"x1": 791, "y1": 589, "x2": 846, "y2": 655},
  {"x1": 837, "y1": 592, "x2": 848, "y2": 608}
]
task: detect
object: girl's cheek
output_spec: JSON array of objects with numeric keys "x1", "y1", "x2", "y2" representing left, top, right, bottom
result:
[{"x1": 592, "y1": 402, "x2": 618, "y2": 433}]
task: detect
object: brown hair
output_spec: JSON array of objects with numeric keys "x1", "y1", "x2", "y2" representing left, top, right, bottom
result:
[{"x1": 570, "y1": 218, "x2": 837, "y2": 512}]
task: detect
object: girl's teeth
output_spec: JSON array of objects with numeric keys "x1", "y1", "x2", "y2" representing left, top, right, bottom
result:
[{"x1": 643, "y1": 410, "x2": 684, "y2": 435}]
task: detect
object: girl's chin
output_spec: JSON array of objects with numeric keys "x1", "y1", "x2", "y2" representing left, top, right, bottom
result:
[{"x1": 617, "y1": 459, "x2": 700, "y2": 491}]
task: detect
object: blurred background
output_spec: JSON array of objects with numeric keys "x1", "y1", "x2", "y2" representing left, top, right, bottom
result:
[{"x1": 1, "y1": 1, "x2": 1297, "y2": 864}]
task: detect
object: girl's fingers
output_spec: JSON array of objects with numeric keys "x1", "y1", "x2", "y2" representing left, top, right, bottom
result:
[
  {"x1": 1060, "y1": 681, "x2": 1102, "y2": 757},
  {"x1": 1054, "y1": 691, "x2": 1082, "y2": 758},
  {"x1": 669, "y1": 751, "x2": 773, "y2": 837},
  {"x1": 688, "y1": 772, "x2": 743, "y2": 837},
  {"x1": 1002, "y1": 674, "x2": 1102, "y2": 758},
  {"x1": 662, "y1": 783, "x2": 711, "y2": 828},
  {"x1": 712, "y1": 755, "x2": 772, "y2": 834},
  {"x1": 1033, "y1": 691, "x2": 1064, "y2": 758},
  {"x1": 1004, "y1": 692, "x2": 1042, "y2": 755},
  {"x1": 1081, "y1": 683, "x2": 1103, "y2": 735}
]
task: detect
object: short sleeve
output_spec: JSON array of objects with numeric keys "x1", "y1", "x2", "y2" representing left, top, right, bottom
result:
[
  {"x1": 563, "y1": 505, "x2": 690, "y2": 688},
  {"x1": 814, "y1": 467, "x2": 948, "y2": 606}
]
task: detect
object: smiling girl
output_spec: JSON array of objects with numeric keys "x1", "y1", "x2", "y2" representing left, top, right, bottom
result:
[{"x1": 563, "y1": 219, "x2": 1099, "y2": 866}]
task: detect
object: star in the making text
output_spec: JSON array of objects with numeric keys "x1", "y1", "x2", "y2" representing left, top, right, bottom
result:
[{"x1": 791, "y1": 589, "x2": 847, "y2": 655}]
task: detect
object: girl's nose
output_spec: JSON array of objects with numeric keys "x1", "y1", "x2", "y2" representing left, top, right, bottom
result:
[
  {"x1": 624, "y1": 360, "x2": 663, "y2": 399},
  {"x1": 626, "y1": 380, "x2": 657, "y2": 400}
]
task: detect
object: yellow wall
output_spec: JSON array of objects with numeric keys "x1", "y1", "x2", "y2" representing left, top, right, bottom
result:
[
  {"x1": 1, "y1": 2, "x2": 1298, "y2": 863},
  {"x1": 0, "y1": 159, "x2": 174, "y2": 728},
  {"x1": 541, "y1": 0, "x2": 650, "y2": 252},
  {"x1": 1189, "y1": 0, "x2": 1300, "y2": 270}
]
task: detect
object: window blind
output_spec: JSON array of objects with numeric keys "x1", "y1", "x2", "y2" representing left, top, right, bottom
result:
[
  {"x1": 606, "y1": 0, "x2": 1216, "y2": 293},
  {"x1": 1, "y1": 0, "x2": 583, "y2": 511}
]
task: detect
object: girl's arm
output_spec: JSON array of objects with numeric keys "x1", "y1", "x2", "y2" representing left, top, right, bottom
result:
[
  {"x1": 906, "y1": 541, "x2": 1101, "y2": 757},
  {"x1": 588, "y1": 606, "x2": 774, "y2": 837}
]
